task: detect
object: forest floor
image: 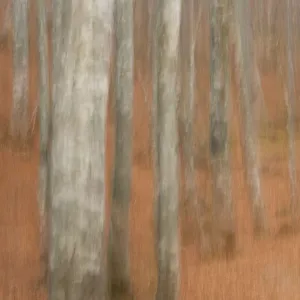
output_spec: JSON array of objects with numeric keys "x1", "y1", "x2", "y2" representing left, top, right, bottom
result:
[{"x1": 1, "y1": 5, "x2": 300, "y2": 300}]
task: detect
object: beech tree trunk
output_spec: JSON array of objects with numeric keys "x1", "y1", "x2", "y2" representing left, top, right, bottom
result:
[
  {"x1": 49, "y1": 1, "x2": 113, "y2": 299},
  {"x1": 153, "y1": 0, "x2": 181, "y2": 299},
  {"x1": 234, "y1": 0, "x2": 266, "y2": 234},
  {"x1": 180, "y1": 0, "x2": 196, "y2": 205},
  {"x1": 209, "y1": 0, "x2": 235, "y2": 255},
  {"x1": 37, "y1": 0, "x2": 51, "y2": 285},
  {"x1": 108, "y1": 0, "x2": 134, "y2": 299},
  {"x1": 285, "y1": 0, "x2": 297, "y2": 217}
]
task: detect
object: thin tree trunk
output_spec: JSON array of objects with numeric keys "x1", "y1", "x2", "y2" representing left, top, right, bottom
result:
[
  {"x1": 11, "y1": 0, "x2": 29, "y2": 140},
  {"x1": 108, "y1": 0, "x2": 134, "y2": 299},
  {"x1": 152, "y1": 0, "x2": 159, "y2": 266},
  {"x1": 37, "y1": 0, "x2": 51, "y2": 285},
  {"x1": 153, "y1": 0, "x2": 181, "y2": 299},
  {"x1": 234, "y1": 0, "x2": 266, "y2": 234},
  {"x1": 209, "y1": 0, "x2": 235, "y2": 255},
  {"x1": 180, "y1": 0, "x2": 196, "y2": 206},
  {"x1": 285, "y1": 0, "x2": 297, "y2": 218},
  {"x1": 49, "y1": 1, "x2": 113, "y2": 299}
]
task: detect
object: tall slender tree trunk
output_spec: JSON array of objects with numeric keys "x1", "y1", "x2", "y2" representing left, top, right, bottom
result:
[
  {"x1": 209, "y1": 0, "x2": 235, "y2": 255},
  {"x1": 285, "y1": 0, "x2": 297, "y2": 219},
  {"x1": 153, "y1": 0, "x2": 181, "y2": 299},
  {"x1": 11, "y1": 0, "x2": 29, "y2": 140},
  {"x1": 234, "y1": 0, "x2": 266, "y2": 234},
  {"x1": 180, "y1": 0, "x2": 196, "y2": 206},
  {"x1": 37, "y1": 0, "x2": 51, "y2": 285},
  {"x1": 108, "y1": 0, "x2": 134, "y2": 299},
  {"x1": 49, "y1": 1, "x2": 113, "y2": 299}
]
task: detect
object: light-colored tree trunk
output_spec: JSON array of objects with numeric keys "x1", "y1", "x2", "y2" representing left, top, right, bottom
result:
[
  {"x1": 230, "y1": 0, "x2": 266, "y2": 129},
  {"x1": 108, "y1": 0, "x2": 133, "y2": 299},
  {"x1": 209, "y1": 0, "x2": 235, "y2": 255},
  {"x1": 11, "y1": 0, "x2": 29, "y2": 140},
  {"x1": 152, "y1": 0, "x2": 159, "y2": 265},
  {"x1": 233, "y1": 0, "x2": 266, "y2": 234},
  {"x1": 153, "y1": 0, "x2": 181, "y2": 299},
  {"x1": 37, "y1": 0, "x2": 51, "y2": 285},
  {"x1": 180, "y1": 0, "x2": 196, "y2": 206},
  {"x1": 49, "y1": 1, "x2": 113, "y2": 299},
  {"x1": 253, "y1": 0, "x2": 264, "y2": 63},
  {"x1": 285, "y1": 0, "x2": 297, "y2": 219}
]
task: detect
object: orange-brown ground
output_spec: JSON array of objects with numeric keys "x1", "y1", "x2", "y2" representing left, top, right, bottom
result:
[{"x1": 1, "y1": 3, "x2": 300, "y2": 300}]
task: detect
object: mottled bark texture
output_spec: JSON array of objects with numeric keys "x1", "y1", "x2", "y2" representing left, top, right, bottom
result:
[
  {"x1": 153, "y1": 0, "x2": 181, "y2": 299},
  {"x1": 285, "y1": 0, "x2": 297, "y2": 217},
  {"x1": 179, "y1": 0, "x2": 196, "y2": 205},
  {"x1": 11, "y1": 0, "x2": 29, "y2": 140},
  {"x1": 234, "y1": 0, "x2": 266, "y2": 234},
  {"x1": 108, "y1": 0, "x2": 134, "y2": 299},
  {"x1": 50, "y1": 1, "x2": 113, "y2": 299},
  {"x1": 37, "y1": 0, "x2": 51, "y2": 286},
  {"x1": 209, "y1": 0, "x2": 235, "y2": 255}
]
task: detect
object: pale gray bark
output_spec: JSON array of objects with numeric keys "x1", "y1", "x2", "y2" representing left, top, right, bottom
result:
[
  {"x1": 180, "y1": 0, "x2": 196, "y2": 205},
  {"x1": 108, "y1": 0, "x2": 133, "y2": 299},
  {"x1": 152, "y1": 0, "x2": 159, "y2": 265},
  {"x1": 11, "y1": 0, "x2": 29, "y2": 140},
  {"x1": 50, "y1": 1, "x2": 113, "y2": 299},
  {"x1": 153, "y1": 0, "x2": 181, "y2": 299},
  {"x1": 265, "y1": 0, "x2": 277, "y2": 69},
  {"x1": 230, "y1": 0, "x2": 266, "y2": 129},
  {"x1": 37, "y1": 0, "x2": 51, "y2": 285},
  {"x1": 234, "y1": 0, "x2": 266, "y2": 234},
  {"x1": 209, "y1": 0, "x2": 235, "y2": 254},
  {"x1": 147, "y1": 0, "x2": 155, "y2": 68},
  {"x1": 285, "y1": 0, "x2": 297, "y2": 216}
]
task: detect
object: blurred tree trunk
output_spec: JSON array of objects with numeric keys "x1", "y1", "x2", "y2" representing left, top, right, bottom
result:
[
  {"x1": 37, "y1": 0, "x2": 51, "y2": 285},
  {"x1": 108, "y1": 0, "x2": 134, "y2": 299},
  {"x1": 253, "y1": 0, "x2": 264, "y2": 65},
  {"x1": 49, "y1": 1, "x2": 113, "y2": 299},
  {"x1": 153, "y1": 0, "x2": 181, "y2": 298},
  {"x1": 11, "y1": 0, "x2": 29, "y2": 140},
  {"x1": 180, "y1": 0, "x2": 196, "y2": 206},
  {"x1": 209, "y1": 0, "x2": 235, "y2": 255},
  {"x1": 233, "y1": 0, "x2": 266, "y2": 234},
  {"x1": 285, "y1": 0, "x2": 297, "y2": 218},
  {"x1": 265, "y1": 0, "x2": 276, "y2": 70}
]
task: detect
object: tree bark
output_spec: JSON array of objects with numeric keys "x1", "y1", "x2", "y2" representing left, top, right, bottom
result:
[
  {"x1": 11, "y1": 0, "x2": 29, "y2": 140},
  {"x1": 285, "y1": 0, "x2": 297, "y2": 218},
  {"x1": 49, "y1": 1, "x2": 113, "y2": 299},
  {"x1": 37, "y1": 0, "x2": 51, "y2": 286},
  {"x1": 234, "y1": 0, "x2": 266, "y2": 234},
  {"x1": 153, "y1": 0, "x2": 181, "y2": 299},
  {"x1": 180, "y1": 0, "x2": 196, "y2": 206},
  {"x1": 209, "y1": 0, "x2": 235, "y2": 255},
  {"x1": 108, "y1": 0, "x2": 134, "y2": 299}
]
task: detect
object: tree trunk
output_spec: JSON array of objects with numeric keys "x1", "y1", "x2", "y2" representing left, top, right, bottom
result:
[
  {"x1": 37, "y1": 0, "x2": 51, "y2": 286},
  {"x1": 11, "y1": 0, "x2": 29, "y2": 140},
  {"x1": 209, "y1": 0, "x2": 235, "y2": 255},
  {"x1": 153, "y1": 0, "x2": 181, "y2": 299},
  {"x1": 180, "y1": 0, "x2": 196, "y2": 206},
  {"x1": 49, "y1": 1, "x2": 113, "y2": 299},
  {"x1": 285, "y1": 0, "x2": 297, "y2": 218},
  {"x1": 233, "y1": 0, "x2": 266, "y2": 234},
  {"x1": 108, "y1": 0, "x2": 134, "y2": 299}
]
